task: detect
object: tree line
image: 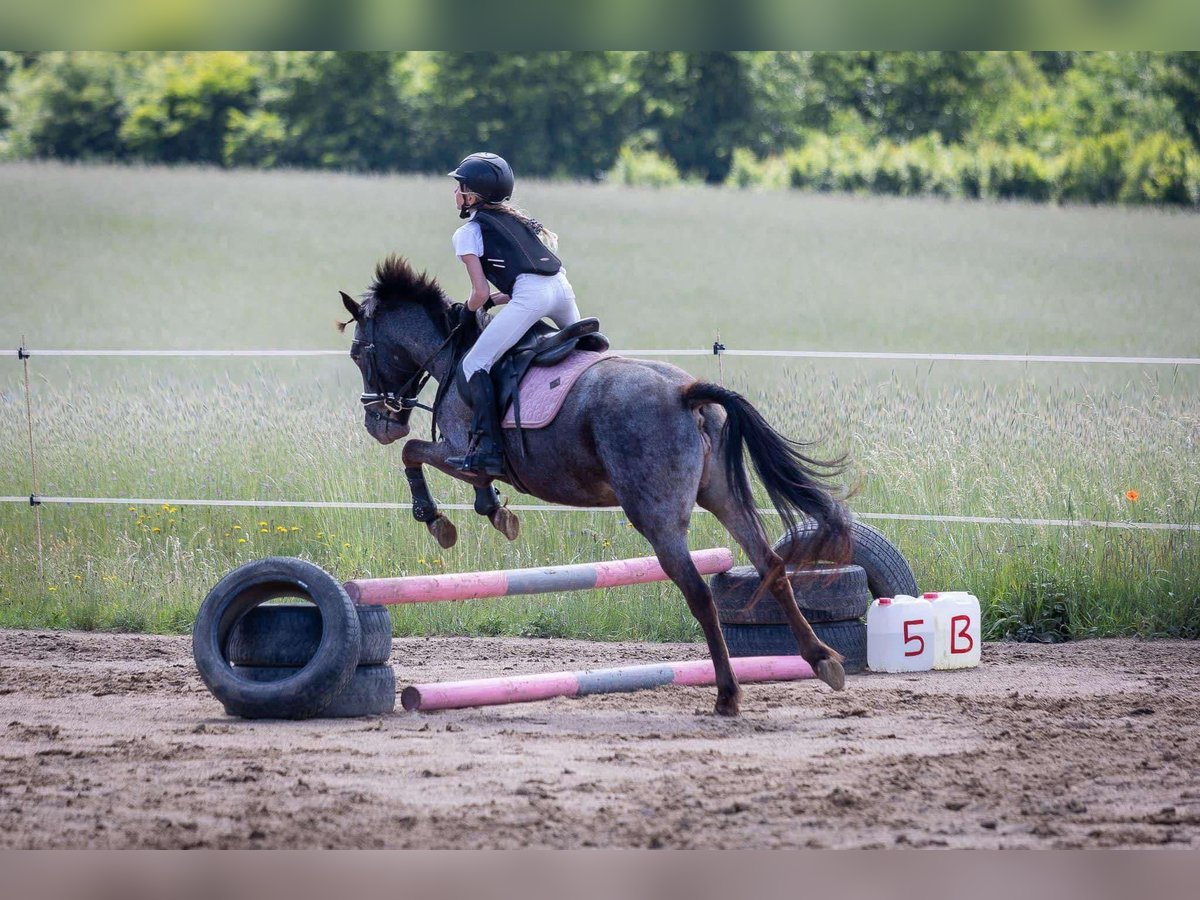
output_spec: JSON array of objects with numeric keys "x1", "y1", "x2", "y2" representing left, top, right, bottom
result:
[{"x1": 2, "y1": 52, "x2": 1198, "y2": 205}]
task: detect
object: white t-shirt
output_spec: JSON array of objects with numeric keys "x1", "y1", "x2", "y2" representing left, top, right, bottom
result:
[{"x1": 451, "y1": 213, "x2": 484, "y2": 258}]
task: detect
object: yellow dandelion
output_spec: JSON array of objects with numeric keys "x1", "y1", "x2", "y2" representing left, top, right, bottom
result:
[
  {"x1": 48, "y1": 586, "x2": 57, "y2": 592},
  {"x1": 238, "y1": 538, "x2": 247, "y2": 544},
  {"x1": 316, "y1": 532, "x2": 324, "y2": 539},
  {"x1": 258, "y1": 521, "x2": 268, "y2": 527},
  {"x1": 290, "y1": 526, "x2": 300, "y2": 532},
  {"x1": 276, "y1": 525, "x2": 288, "y2": 534},
  {"x1": 417, "y1": 557, "x2": 427, "y2": 565},
  {"x1": 152, "y1": 527, "x2": 161, "y2": 533},
  {"x1": 73, "y1": 574, "x2": 82, "y2": 581},
  {"x1": 343, "y1": 542, "x2": 350, "y2": 549},
  {"x1": 260, "y1": 528, "x2": 269, "y2": 534},
  {"x1": 161, "y1": 503, "x2": 171, "y2": 511},
  {"x1": 232, "y1": 524, "x2": 241, "y2": 531},
  {"x1": 127, "y1": 506, "x2": 137, "y2": 513}
]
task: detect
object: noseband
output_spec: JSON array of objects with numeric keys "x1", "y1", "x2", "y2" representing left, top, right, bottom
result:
[{"x1": 353, "y1": 313, "x2": 462, "y2": 428}]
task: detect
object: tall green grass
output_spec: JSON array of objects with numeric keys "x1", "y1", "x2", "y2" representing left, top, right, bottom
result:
[{"x1": 1, "y1": 162, "x2": 1197, "y2": 640}]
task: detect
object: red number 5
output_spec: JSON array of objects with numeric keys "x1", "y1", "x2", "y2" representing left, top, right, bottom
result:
[{"x1": 903, "y1": 619, "x2": 925, "y2": 657}]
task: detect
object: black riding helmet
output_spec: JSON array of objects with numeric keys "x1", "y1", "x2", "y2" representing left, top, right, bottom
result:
[{"x1": 448, "y1": 152, "x2": 514, "y2": 204}]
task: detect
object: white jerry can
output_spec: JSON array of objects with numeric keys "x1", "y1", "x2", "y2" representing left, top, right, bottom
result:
[
  {"x1": 925, "y1": 592, "x2": 982, "y2": 669},
  {"x1": 866, "y1": 595, "x2": 934, "y2": 673}
]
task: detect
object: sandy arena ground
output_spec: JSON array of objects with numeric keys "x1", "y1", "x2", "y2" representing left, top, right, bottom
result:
[{"x1": 1, "y1": 630, "x2": 1197, "y2": 848}]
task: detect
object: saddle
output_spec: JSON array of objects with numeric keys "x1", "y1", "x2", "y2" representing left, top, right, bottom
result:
[{"x1": 455, "y1": 317, "x2": 610, "y2": 433}]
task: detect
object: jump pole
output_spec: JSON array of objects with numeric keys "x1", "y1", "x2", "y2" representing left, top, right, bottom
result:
[
  {"x1": 344, "y1": 547, "x2": 735, "y2": 605},
  {"x1": 401, "y1": 655, "x2": 815, "y2": 712}
]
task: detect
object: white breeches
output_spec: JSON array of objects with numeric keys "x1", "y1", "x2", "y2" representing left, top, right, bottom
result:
[{"x1": 460, "y1": 271, "x2": 581, "y2": 376}]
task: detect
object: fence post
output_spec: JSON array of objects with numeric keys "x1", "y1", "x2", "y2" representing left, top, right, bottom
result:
[
  {"x1": 18, "y1": 337, "x2": 44, "y2": 580},
  {"x1": 713, "y1": 332, "x2": 725, "y2": 385}
]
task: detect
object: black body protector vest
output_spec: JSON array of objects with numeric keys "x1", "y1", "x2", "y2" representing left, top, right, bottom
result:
[{"x1": 473, "y1": 209, "x2": 562, "y2": 296}]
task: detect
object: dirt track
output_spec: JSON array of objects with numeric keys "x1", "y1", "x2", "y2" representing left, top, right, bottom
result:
[{"x1": 1, "y1": 630, "x2": 1197, "y2": 848}]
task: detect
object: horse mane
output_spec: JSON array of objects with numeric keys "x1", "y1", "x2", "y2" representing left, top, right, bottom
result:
[{"x1": 363, "y1": 254, "x2": 451, "y2": 331}]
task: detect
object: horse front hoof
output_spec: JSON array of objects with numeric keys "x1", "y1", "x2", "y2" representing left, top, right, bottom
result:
[
  {"x1": 428, "y1": 515, "x2": 457, "y2": 549},
  {"x1": 489, "y1": 506, "x2": 520, "y2": 541},
  {"x1": 815, "y1": 658, "x2": 846, "y2": 692}
]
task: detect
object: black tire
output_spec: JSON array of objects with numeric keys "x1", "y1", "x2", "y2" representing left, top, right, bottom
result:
[
  {"x1": 228, "y1": 665, "x2": 396, "y2": 717},
  {"x1": 721, "y1": 621, "x2": 867, "y2": 675},
  {"x1": 709, "y1": 564, "x2": 869, "y2": 625},
  {"x1": 227, "y1": 603, "x2": 392, "y2": 667},
  {"x1": 773, "y1": 519, "x2": 918, "y2": 599},
  {"x1": 192, "y1": 557, "x2": 361, "y2": 720}
]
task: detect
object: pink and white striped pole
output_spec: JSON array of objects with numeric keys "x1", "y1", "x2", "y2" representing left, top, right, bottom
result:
[
  {"x1": 400, "y1": 655, "x2": 815, "y2": 712},
  {"x1": 344, "y1": 547, "x2": 735, "y2": 605}
]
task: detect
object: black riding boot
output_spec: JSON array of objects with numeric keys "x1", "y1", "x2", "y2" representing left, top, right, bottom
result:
[{"x1": 447, "y1": 371, "x2": 506, "y2": 477}]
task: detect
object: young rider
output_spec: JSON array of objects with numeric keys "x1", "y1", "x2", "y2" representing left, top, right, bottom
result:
[{"x1": 445, "y1": 152, "x2": 581, "y2": 476}]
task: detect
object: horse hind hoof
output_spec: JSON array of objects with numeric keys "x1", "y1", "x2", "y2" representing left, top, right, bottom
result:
[
  {"x1": 714, "y1": 689, "x2": 741, "y2": 717},
  {"x1": 428, "y1": 515, "x2": 457, "y2": 549},
  {"x1": 489, "y1": 506, "x2": 520, "y2": 541},
  {"x1": 815, "y1": 658, "x2": 846, "y2": 692}
]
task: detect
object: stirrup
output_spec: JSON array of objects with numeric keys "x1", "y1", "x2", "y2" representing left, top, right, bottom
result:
[{"x1": 446, "y1": 449, "x2": 506, "y2": 477}]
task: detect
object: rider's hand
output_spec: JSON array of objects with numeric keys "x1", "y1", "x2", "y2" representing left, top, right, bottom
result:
[{"x1": 488, "y1": 292, "x2": 511, "y2": 306}]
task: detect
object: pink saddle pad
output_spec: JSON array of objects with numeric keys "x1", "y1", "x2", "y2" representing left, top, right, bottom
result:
[{"x1": 501, "y1": 351, "x2": 613, "y2": 429}]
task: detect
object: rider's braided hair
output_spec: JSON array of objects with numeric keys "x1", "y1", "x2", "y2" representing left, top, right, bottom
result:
[{"x1": 476, "y1": 200, "x2": 559, "y2": 253}]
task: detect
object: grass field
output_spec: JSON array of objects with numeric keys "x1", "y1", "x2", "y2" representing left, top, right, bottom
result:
[{"x1": 1, "y1": 161, "x2": 1197, "y2": 641}]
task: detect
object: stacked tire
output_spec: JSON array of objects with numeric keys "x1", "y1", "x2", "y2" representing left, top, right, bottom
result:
[
  {"x1": 710, "y1": 520, "x2": 918, "y2": 676},
  {"x1": 193, "y1": 557, "x2": 396, "y2": 719}
]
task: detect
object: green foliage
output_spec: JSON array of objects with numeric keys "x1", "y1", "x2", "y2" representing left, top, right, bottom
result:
[
  {"x1": 0, "y1": 51, "x2": 1198, "y2": 207},
  {"x1": 779, "y1": 133, "x2": 872, "y2": 192},
  {"x1": 120, "y1": 52, "x2": 260, "y2": 165},
  {"x1": 605, "y1": 143, "x2": 681, "y2": 188},
  {"x1": 1059, "y1": 132, "x2": 1132, "y2": 203},
  {"x1": 261, "y1": 51, "x2": 413, "y2": 172},
  {"x1": 1, "y1": 52, "x2": 127, "y2": 160},
  {"x1": 223, "y1": 109, "x2": 286, "y2": 168},
  {"x1": 632, "y1": 52, "x2": 756, "y2": 183},
  {"x1": 1058, "y1": 53, "x2": 1182, "y2": 144},
  {"x1": 1120, "y1": 132, "x2": 1195, "y2": 205},
  {"x1": 724, "y1": 146, "x2": 790, "y2": 190},
  {"x1": 868, "y1": 135, "x2": 959, "y2": 197},
  {"x1": 1161, "y1": 52, "x2": 1200, "y2": 152},
  {"x1": 424, "y1": 51, "x2": 635, "y2": 178},
  {"x1": 808, "y1": 51, "x2": 1006, "y2": 144},
  {"x1": 975, "y1": 143, "x2": 1058, "y2": 201}
]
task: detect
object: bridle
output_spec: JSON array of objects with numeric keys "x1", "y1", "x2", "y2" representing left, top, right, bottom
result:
[{"x1": 353, "y1": 311, "x2": 464, "y2": 431}]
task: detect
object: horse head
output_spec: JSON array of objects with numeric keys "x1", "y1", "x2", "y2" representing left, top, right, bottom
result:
[{"x1": 339, "y1": 255, "x2": 455, "y2": 446}]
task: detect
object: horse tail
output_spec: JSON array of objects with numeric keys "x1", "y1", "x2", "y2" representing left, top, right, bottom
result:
[{"x1": 683, "y1": 381, "x2": 853, "y2": 567}]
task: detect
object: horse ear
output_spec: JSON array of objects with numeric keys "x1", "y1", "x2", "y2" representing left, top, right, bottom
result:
[{"x1": 340, "y1": 291, "x2": 363, "y2": 321}]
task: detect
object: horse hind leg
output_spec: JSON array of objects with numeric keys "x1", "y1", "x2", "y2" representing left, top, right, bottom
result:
[
  {"x1": 642, "y1": 528, "x2": 742, "y2": 716},
  {"x1": 699, "y1": 489, "x2": 846, "y2": 692}
]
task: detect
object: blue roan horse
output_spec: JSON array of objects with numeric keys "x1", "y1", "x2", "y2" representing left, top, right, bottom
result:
[{"x1": 340, "y1": 255, "x2": 853, "y2": 715}]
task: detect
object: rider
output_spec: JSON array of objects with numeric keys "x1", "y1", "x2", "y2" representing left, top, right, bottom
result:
[{"x1": 445, "y1": 151, "x2": 582, "y2": 476}]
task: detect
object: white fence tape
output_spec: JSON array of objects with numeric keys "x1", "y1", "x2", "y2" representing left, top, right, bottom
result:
[
  {"x1": 13, "y1": 346, "x2": 1200, "y2": 365},
  {"x1": 1, "y1": 495, "x2": 1194, "y2": 532}
]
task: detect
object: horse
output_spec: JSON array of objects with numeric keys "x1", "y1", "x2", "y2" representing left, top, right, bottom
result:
[{"x1": 338, "y1": 255, "x2": 854, "y2": 716}]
